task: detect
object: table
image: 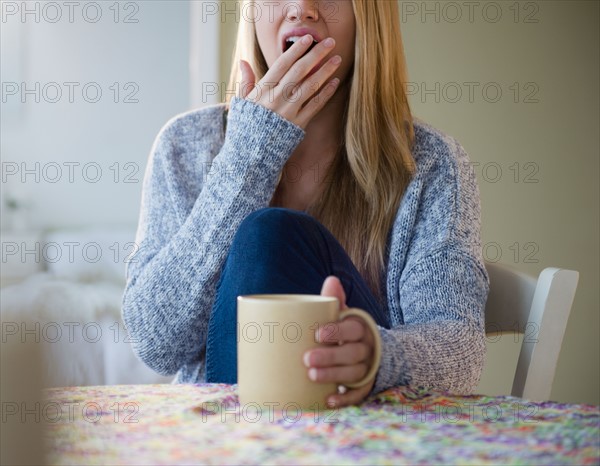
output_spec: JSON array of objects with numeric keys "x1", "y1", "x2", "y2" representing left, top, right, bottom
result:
[{"x1": 43, "y1": 383, "x2": 599, "y2": 465}]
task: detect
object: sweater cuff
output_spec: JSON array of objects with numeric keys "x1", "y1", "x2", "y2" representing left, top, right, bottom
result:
[
  {"x1": 226, "y1": 96, "x2": 305, "y2": 164},
  {"x1": 368, "y1": 325, "x2": 411, "y2": 397}
]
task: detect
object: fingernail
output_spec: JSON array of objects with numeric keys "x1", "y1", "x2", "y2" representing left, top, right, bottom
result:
[
  {"x1": 323, "y1": 38, "x2": 335, "y2": 48},
  {"x1": 308, "y1": 368, "x2": 318, "y2": 381},
  {"x1": 331, "y1": 55, "x2": 342, "y2": 65},
  {"x1": 303, "y1": 352, "x2": 311, "y2": 367},
  {"x1": 302, "y1": 34, "x2": 312, "y2": 45},
  {"x1": 327, "y1": 397, "x2": 336, "y2": 407}
]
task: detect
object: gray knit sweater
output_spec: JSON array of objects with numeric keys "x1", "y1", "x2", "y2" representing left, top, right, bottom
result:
[{"x1": 122, "y1": 95, "x2": 489, "y2": 396}]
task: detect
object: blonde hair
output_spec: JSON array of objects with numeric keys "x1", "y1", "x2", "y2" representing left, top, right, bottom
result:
[{"x1": 225, "y1": 0, "x2": 416, "y2": 302}]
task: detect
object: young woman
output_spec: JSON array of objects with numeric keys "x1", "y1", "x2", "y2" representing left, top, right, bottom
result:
[{"x1": 122, "y1": 0, "x2": 489, "y2": 409}]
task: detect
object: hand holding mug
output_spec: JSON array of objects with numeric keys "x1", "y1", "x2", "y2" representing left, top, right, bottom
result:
[
  {"x1": 237, "y1": 287, "x2": 381, "y2": 411},
  {"x1": 303, "y1": 276, "x2": 381, "y2": 408}
]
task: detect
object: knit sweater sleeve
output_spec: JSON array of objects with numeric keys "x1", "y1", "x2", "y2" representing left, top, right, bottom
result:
[
  {"x1": 370, "y1": 133, "x2": 490, "y2": 396},
  {"x1": 121, "y1": 96, "x2": 305, "y2": 375}
]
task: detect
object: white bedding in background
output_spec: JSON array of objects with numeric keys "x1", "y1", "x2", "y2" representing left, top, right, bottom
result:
[
  {"x1": 42, "y1": 226, "x2": 137, "y2": 284},
  {"x1": 0, "y1": 226, "x2": 172, "y2": 387}
]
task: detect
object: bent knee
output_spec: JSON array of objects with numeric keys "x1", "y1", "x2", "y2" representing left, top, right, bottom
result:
[{"x1": 236, "y1": 207, "x2": 304, "y2": 239}]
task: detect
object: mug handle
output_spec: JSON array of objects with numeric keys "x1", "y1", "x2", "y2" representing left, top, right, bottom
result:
[{"x1": 337, "y1": 308, "x2": 382, "y2": 389}]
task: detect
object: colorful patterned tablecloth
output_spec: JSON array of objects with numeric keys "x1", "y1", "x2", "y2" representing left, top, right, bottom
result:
[{"x1": 43, "y1": 383, "x2": 599, "y2": 465}]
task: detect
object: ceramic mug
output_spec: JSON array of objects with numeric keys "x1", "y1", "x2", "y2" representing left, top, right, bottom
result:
[{"x1": 237, "y1": 294, "x2": 382, "y2": 411}]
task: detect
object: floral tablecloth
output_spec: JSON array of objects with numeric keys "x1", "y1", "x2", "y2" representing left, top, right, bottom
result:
[{"x1": 43, "y1": 383, "x2": 599, "y2": 465}]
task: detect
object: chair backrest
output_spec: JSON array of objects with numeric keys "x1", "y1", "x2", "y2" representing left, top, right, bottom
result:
[{"x1": 484, "y1": 262, "x2": 579, "y2": 401}]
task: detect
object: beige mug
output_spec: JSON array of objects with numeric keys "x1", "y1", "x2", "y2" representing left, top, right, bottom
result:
[{"x1": 237, "y1": 294, "x2": 382, "y2": 411}]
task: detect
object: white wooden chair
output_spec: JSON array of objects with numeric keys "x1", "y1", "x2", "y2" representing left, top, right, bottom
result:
[{"x1": 484, "y1": 262, "x2": 579, "y2": 401}]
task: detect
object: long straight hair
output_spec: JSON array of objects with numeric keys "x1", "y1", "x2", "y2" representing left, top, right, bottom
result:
[{"x1": 224, "y1": 0, "x2": 416, "y2": 302}]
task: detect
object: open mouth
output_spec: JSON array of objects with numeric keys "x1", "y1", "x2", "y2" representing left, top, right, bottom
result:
[{"x1": 284, "y1": 37, "x2": 319, "y2": 57}]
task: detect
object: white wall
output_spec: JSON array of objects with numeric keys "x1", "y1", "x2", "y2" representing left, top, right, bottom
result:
[{"x1": 1, "y1": 1, "x2": 190, "y2": 231}]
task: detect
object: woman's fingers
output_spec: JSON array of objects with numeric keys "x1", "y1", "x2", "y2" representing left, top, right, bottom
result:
[
  {"x1": 239, "y1": 34, "x2": 342, "y2": 129},
  {"x1": 239, "y1": 59, "x2": 256, "y2": 100},
  {"x1": 307, "y1": 362, "x2": 369, "y2": 384},
  {"x1": 244, "y1": 35, "x2": 313, "y2": 104},
  {"x1": 261, "y1": 34, "x2": 317, "y2": 88},
  {"x1": 304, "y1": 342, "x2": 372, "y2": 368},
  {"x1": 295, "y1": 77, "x2": 340, "y2": 128},
  {"x1": 320, "y1": 275, "x2": 348, "y2": 310},
  {"x1": 280, "y1": 39, "x2": 341, "y2": 125},
  {"x1": 327, "y1": 381, "x2": 374, "y2": 408},
  {"x1": 315, "y1": 316, "x2": 367, "y2": 344},
  {"x1": 281, "y1": 37, "x2": 337, "y2": 92}
]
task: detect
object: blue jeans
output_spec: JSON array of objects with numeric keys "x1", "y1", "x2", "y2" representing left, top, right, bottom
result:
[{"x1": 205, "y1": 207, "x2": 390, "y2": 383}]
